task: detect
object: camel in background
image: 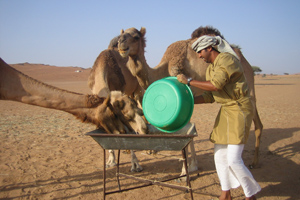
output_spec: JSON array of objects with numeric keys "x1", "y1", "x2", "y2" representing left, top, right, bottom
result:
[
  {"x1": 117, "y1": 26, "x2": 263, "y2": 169},
  {"x1": 0, "y1": 57, "x2": 148, "y2": 172}
]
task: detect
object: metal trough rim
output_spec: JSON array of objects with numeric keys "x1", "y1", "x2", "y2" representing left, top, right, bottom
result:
[
  {"x1": 86, "y1": 133, "x2": 195, "y2": 138},
  {"x1": 86, "y1": 122, "x2": 197, "y2": 137},
  {"x1": 85, "y1": 123, "x2": 197, "y2": 151}
]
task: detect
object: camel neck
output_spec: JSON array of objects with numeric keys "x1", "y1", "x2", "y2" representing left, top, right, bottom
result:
[
  {"x1": 127, "y1": 55, "x2": 150, "y2": 89},
  {"x1": 1, "y1": 64, "x2": 94, "y2": 111}
]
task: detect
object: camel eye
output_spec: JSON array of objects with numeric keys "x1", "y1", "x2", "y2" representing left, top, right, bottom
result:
[{"x1": 134, "y1": 36, "x2": 140, "y2": 40}]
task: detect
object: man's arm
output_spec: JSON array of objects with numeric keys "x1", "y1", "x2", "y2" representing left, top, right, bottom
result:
[
  {"x1": 177, "y1": 74, "x2": 218, "y2": 91},
  {"x1": 189, "y1": 80, "x2": 218, "y2": 91}
]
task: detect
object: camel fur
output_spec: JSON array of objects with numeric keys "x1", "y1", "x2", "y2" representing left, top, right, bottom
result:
[{"x1": 88, "y1": 37, "x2": 144, "y2": 107}]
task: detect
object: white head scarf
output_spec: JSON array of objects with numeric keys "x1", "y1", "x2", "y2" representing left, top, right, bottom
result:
[{"x1": 191, "y1": 35, "x2": 239, "y2": 60}]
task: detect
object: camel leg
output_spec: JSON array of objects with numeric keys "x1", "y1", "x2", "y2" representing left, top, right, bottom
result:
[
  {"x1": 250, "y1": 108, "x2": 263, "y2": 169},
  {"x1": 180, "y1": 140, "x2": 198, "y2": 176},
  {"x1": 106, "y1": 150, "x2": 117, "y2": 168},
  {"x1": 180, "y1": 146, "x2": 188, "y2": 177},
  {"x1": 106, "y1": 150, "x2": 143, "y2": 172},
  {"x1": 188, "y1": 140, "x2": 198, "y2": 172},
  {"x1": 130, "y1": 150, "x2": 143, "y2": 172}
]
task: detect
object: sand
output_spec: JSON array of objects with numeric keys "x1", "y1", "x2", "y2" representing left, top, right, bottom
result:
[{"x1": 0, "y1": 64, "x2": 299, "y2": 200}]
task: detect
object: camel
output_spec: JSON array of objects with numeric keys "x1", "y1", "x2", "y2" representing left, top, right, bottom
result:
[
  {"x1": 87, "y1": 40, "x2": 147, "y2": 170},
  {"x1": 88, "y1": 36, "x2": 144, "y2": 107},
  {"x1": 0, "y1": 57, "x2": 148, "y2": 172},
  {"x1": 117, "y1": 26, "x2": 263, "y2": 169}
]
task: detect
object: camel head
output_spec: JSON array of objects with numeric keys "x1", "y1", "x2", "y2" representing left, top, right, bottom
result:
[
  {"x1": 95, "y1": 91, "x2": 148, "y2": 134},
  {"x1": 110, "y1": 91, "x2": 148, "y2": 134},
  {"x1": 118, "y1": 27, "x2": 146, "y2": 58}
]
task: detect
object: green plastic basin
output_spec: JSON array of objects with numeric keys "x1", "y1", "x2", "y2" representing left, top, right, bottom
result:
[{"x1": 142, "y1": 77, "x2": 194, "y2": 133}]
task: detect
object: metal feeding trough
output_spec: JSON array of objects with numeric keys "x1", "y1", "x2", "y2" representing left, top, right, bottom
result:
[{"x1": 86, "y1": 123, "x2": 197, "y2": 200}]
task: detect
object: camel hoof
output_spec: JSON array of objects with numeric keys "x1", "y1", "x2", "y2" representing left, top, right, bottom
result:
[
  {"x1": 131, "y1": 167, "x2": 143, "y2": 172},
  {"x1": 175, "y1": 177, "x2": 187, "y2": 183},
  {"x1": 136, "y1": 167, "x2": 143, "y2": 172},
  {"x1": 188, "y1": 165, "x2": 198, "y2": 173},
  {"x1": 106, "y1": 163, "x2": 117, "y2": 168}
]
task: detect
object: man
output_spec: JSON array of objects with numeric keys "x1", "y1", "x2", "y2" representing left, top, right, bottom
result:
[{"x1": 177, "y1": 35, "x2": 261, "y2": 200}]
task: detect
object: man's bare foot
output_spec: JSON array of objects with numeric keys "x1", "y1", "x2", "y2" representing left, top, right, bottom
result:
[
  {"x1": 219, "y1": 190, "x2": 232, "y2": 200},
  {"x1": 245, "y1": 195, "x2": 257, "y2": 200}
]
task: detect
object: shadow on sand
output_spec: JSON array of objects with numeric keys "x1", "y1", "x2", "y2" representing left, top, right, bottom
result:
[{"x1": 0, "y1": 127, "x2": 299, "y2": 199}]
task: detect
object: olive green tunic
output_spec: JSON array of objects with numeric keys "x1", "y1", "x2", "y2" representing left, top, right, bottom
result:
[{"x1": 202, "y1": 53, "x2": 253, "y2": 144}]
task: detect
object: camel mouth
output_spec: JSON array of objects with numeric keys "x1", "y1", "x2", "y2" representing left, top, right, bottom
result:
[{"x1": 118, "y1": 48, "x2": 129, "y2": 57}]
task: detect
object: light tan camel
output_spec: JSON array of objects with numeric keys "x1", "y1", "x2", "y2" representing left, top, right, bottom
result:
[
  {"x1": 0, "y1": 57, "x2": 148, "y2": 172},
  {"x1": 88, "y1": 37, "x2": 144, "y2": 107},
  {"x1": 117, "y1": 26, "x2": 263, "y2": 169}
]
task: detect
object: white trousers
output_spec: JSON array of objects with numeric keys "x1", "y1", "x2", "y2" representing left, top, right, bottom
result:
[{"x1": 214, "y1": 144, "x2": 261, "y2": 197}]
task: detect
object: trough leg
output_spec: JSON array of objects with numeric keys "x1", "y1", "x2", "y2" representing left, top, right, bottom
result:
[
  {"x1": 103, "y1": 149, "x2": 106, "y2": 200},
  {"x1": 117, "y1": 150, "x2": 121, "y2": 191},
  {"x1": 182, "y1": 148, "x2": 194, "y2": 200}
]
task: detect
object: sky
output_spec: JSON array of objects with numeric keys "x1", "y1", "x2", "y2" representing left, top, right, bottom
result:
[{"x1": 1, "y1": 0, "x2": 300, "y2": 75}]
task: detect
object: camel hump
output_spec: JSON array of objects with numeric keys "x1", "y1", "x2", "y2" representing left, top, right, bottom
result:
[
  {"x1": 160, "y1": 40, "x2": 190, "y2": 75},
  {"x1": 88, "y1": 49, "x2": 127, "y2": 92}
]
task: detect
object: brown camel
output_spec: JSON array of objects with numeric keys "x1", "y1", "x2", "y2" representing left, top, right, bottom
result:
[
  {"x1": 117, "y1": 26, "x2": 263, "y2": 169},
  {"x1": 0, "y1": 57, "x2": 148, "y2": 172},
  {"x1": 0, "y1": 57, "x2": 148, "y2": 134},
  {"x1": 87, "y1": 40, "x2": 146, "y2": 171},
  {"x1": 88, "y1": 36, "x2": 144, "y2": 106}
]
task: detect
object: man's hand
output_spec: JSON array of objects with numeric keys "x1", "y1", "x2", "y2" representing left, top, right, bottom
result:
[{"x1": 177, "y1": 74, "x2": 188, "y2": 84}]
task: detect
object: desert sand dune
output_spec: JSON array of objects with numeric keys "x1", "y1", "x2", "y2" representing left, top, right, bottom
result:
[{"x1": 0, "y1": 64, "x2": 299, "y2": 199}]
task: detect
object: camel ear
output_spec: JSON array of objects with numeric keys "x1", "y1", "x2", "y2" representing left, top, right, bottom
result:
[
  {"x1": 120, "y1": 29, "x2": 124, "y2": 34},
  {"x1": 140, "y1": 27, "x2": 146, "y2": 37}
]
